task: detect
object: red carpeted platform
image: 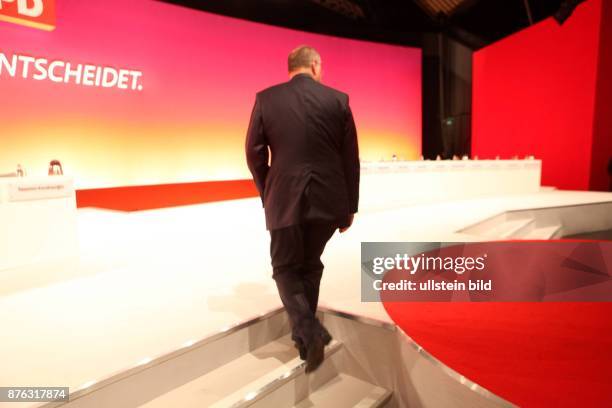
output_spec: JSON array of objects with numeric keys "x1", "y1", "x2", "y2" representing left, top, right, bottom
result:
[{"x1": 384, "y1": 302, "x2": 612, "y2": 407}]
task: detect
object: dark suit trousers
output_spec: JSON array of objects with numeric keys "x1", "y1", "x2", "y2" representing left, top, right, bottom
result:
[{"x1": 270, "y1": 221, "x2": 337, "y2": 343}]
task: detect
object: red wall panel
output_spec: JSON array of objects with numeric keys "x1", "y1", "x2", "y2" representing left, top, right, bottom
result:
[
  {"x1": 76, "y1": 180, "x2": 258, "y2": 211},
  {"x1": 472, "y1": 0, "x2": 602, "y2": 190},
  {"x1": 590, "y1": 0, "x2": 612, "y2": 191}
]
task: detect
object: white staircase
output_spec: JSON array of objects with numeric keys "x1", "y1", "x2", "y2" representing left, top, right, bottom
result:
[
  {"x1": 53, "y1": 310, "x2": 392, "y2": 408},
  {"x1": 48, "y1": 308, "x2": 513, "y2": 408},
  {"x1": 458, "y1": 201, "x2": 612, "y2": 240}
]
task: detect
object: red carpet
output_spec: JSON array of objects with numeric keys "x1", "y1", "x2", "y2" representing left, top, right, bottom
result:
[{"x1": 383, "y1": 302, "x2": 612, "y2": 407}]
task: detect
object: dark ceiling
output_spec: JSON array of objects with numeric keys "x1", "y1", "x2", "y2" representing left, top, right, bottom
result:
[{"x1": 158, "y1": 0, "x2": 575, "y2": 49}]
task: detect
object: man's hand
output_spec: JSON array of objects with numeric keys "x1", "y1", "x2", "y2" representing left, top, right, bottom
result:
[{"x1": 339, "y1": 214, "x2": 355, "y2": 233}]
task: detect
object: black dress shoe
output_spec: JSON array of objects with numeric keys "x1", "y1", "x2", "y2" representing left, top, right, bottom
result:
[
  {"x1": 320, "y1": 324, "x2": 332, "y2": 346},
  {"x1": 305, "y1": 334, "x2": 325, "y2": 373},
  {"x1": 315, "y1": 319, "x2": 332, "y2": 345},
  {"x1": 295, "y1": 328, "x2": 327, "y2": 362}
]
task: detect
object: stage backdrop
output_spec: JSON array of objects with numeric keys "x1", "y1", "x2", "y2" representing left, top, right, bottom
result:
[{"x1": 0, "y1": 0, "x2": 421, "y2": 194}]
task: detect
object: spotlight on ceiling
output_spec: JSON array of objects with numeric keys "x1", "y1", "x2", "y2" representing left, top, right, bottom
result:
[{"x1": 553, "y1": 0, "x2": 586, "y2": 25}]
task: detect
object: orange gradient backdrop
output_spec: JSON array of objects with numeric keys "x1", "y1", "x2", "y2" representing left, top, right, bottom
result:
[{"x1": 0, "y1": 0, "x2": 421, "y2": 189}]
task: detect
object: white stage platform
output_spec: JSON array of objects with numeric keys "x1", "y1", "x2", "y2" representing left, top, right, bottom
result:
[{"x1": 0, "y1": 188, "x2": 611, "y2": 407}]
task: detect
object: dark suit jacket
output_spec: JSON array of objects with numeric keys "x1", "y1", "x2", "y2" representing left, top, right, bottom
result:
[{"x1": 245, "y1": 73, "x2": 360, "y2": 230}]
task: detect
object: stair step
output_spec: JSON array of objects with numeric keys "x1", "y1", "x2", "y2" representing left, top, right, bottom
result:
[
  {"x1": 506, "y1": 217, "x2": 536, "y2": 238},
  {"x1": 483, "y1": 218, "x2": 534, "y2": 239},
  {"x1": 138, "y1": 334, "x2": 342, "y2": 408},
  {"x1": 293, "y1": 374, "x2": 392, "y2": 408},
  {"x1": 220, "y1": 339, "x2": 342, "y2": 408},
  {"x1": 521, "y1": 224, "x2": 562, "y2": 240}
]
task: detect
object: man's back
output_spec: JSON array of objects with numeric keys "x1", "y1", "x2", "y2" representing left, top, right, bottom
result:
[
  {"x1": 245, "y1": 45, "x2": 358, "y2": 373},
  {"x1": 246, "y1": 73, "x2": 359, "y2": 230}
]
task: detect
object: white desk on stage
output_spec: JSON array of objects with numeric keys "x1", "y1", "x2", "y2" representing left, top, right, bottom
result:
[
  {"x1": 360, "y1": 159, "x2": 542, "y2": 211},
  {"x1": 0, "y1": 176, "x2": 78, "y2": 270}
]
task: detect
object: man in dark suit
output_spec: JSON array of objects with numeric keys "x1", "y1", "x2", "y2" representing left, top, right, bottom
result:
[{"x1": 245, "y1": 45, "x2": 359, "y2": 373}]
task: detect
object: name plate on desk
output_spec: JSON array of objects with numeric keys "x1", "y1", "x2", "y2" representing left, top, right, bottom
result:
[{"x1": 8, "y1": 179, "x2": 73, "y2": 202}]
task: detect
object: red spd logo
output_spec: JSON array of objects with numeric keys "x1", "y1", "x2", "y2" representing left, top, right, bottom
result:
[{"x1": 0, "y1": 0, "x2": 56, "y2": 31}]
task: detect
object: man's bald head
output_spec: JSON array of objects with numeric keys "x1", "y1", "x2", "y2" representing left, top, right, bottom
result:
[{"x1": 288, "y1": 45, "x2": 322, "y2": 82}]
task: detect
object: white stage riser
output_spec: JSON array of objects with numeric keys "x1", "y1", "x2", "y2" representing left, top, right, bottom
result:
[{"x1": 360, "y1": 160, "x2": 541, "y2": 211}]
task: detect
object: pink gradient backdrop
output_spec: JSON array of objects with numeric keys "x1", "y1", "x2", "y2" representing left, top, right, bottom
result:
[{"x1": 0, "y1": 0, "x2": 421, "y2": 188}]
